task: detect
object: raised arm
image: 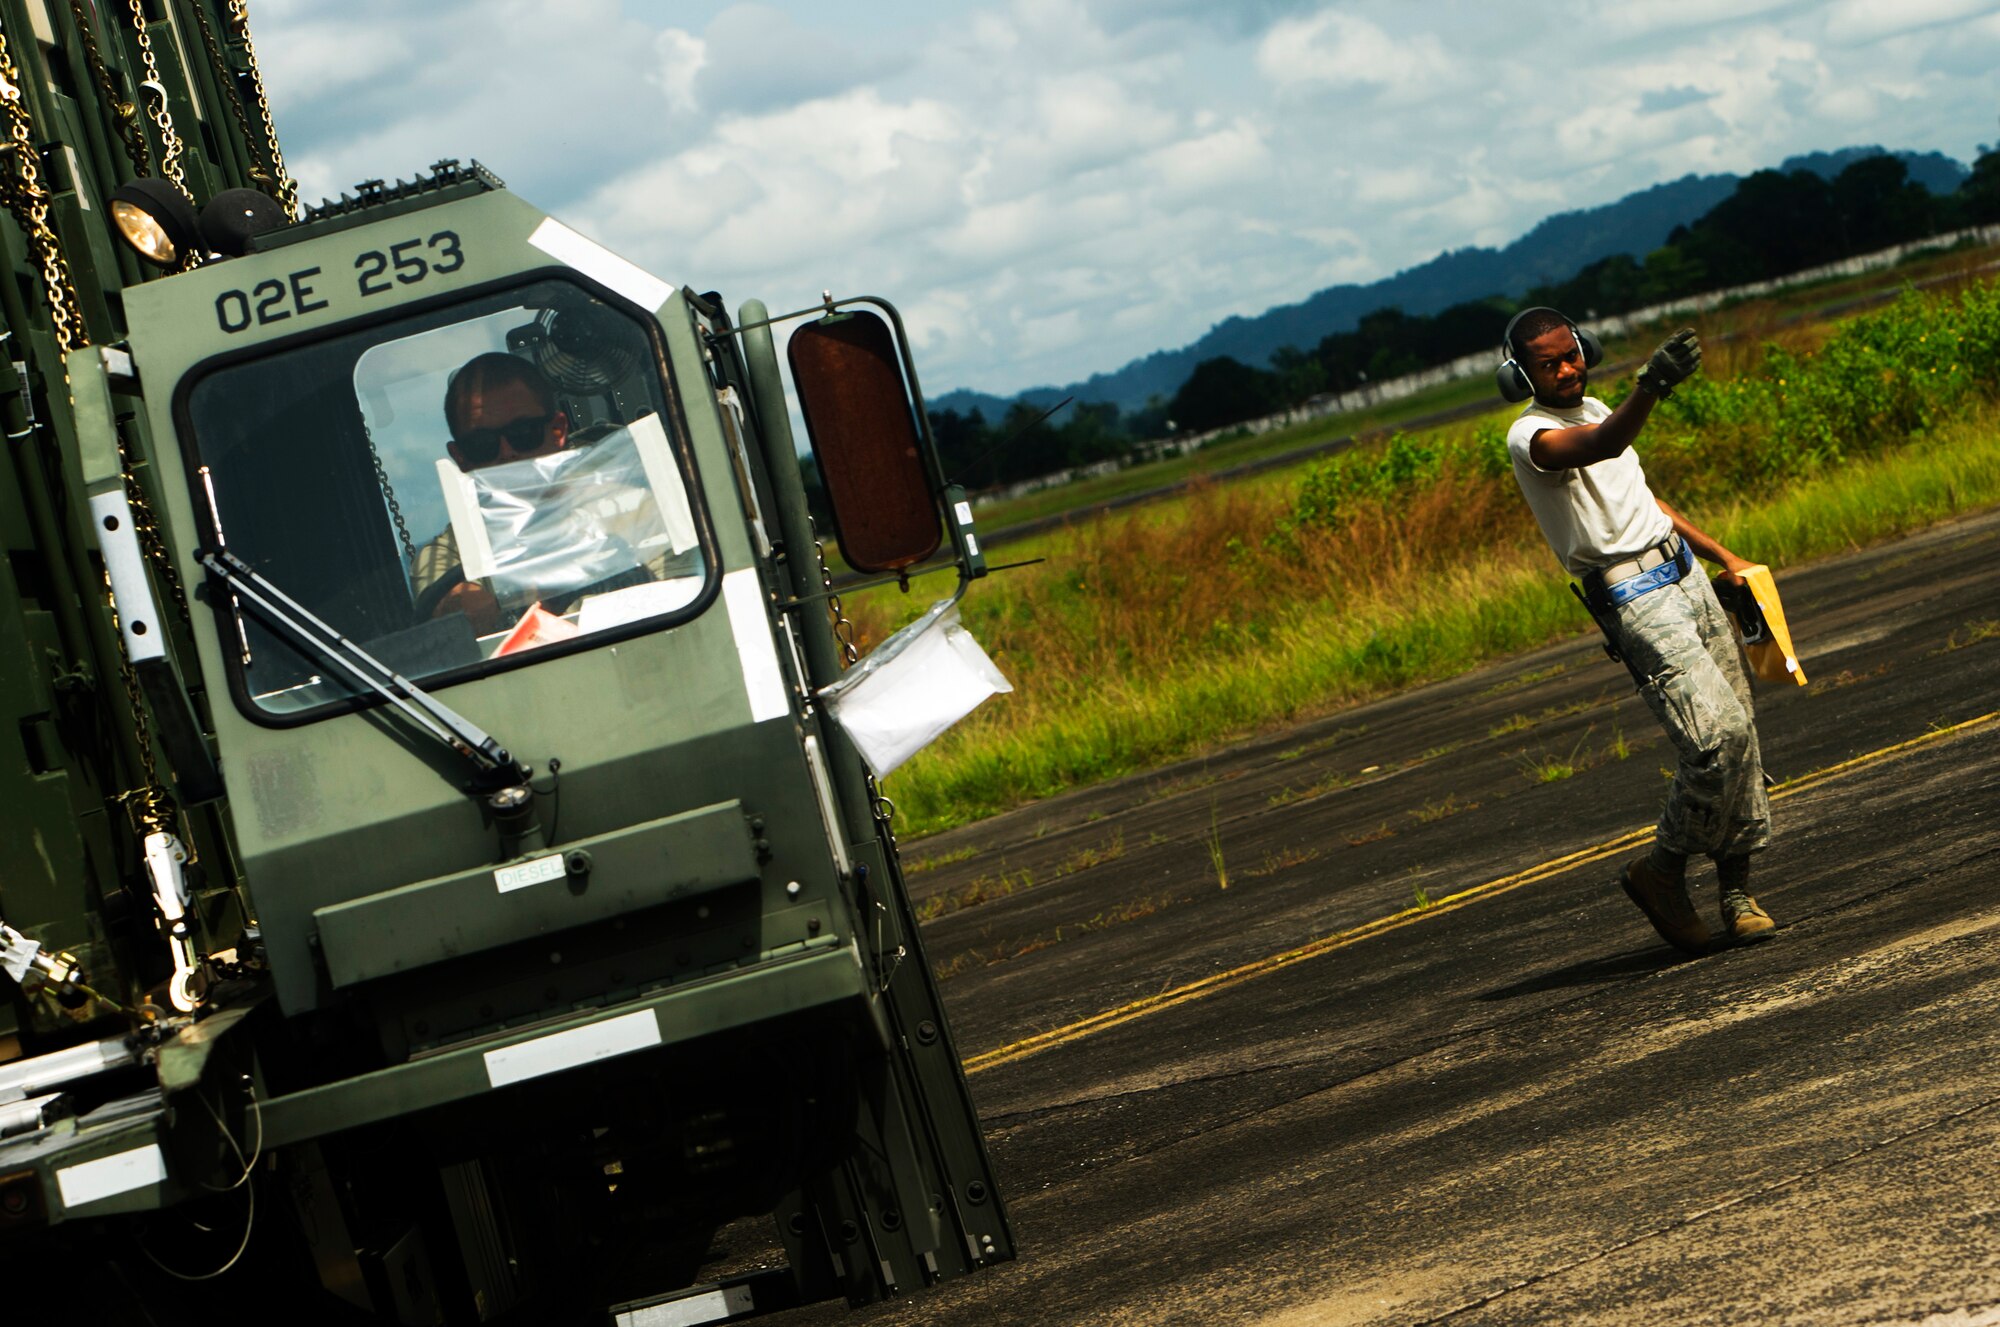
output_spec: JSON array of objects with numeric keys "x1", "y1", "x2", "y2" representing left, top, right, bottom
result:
[
  {"x1": 1527, "y1": 329, "x2": 1702, "y2": 470},
  {"x1": 1528, "y1": 388, "x2": 1658, "y2": 469}
]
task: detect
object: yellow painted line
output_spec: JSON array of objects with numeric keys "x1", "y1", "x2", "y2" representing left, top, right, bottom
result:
[
  {"x1": 963, "y1": 709, "x2": 1999, "y2": 1076},
  {"x1": 1764, "y1": 709, "x2": 1998, "y2": 802}
]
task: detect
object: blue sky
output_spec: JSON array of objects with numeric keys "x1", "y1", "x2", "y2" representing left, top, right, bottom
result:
[{"x1": 251, "y1": 0, "x2": 2000, "y2": 398}]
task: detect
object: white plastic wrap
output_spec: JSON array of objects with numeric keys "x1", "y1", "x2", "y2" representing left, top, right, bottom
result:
[
  {"x1": 820, "y1": 600, "x2": 1012, "y2": 777},
  {"x1": 437, "y1": 413, "x2": 696, "y2": 602},
  {"x1": 0, "y1": 921, "x2": 41, "y2": 984}
]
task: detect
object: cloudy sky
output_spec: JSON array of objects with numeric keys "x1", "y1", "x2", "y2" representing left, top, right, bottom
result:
[{"x1": 251, "y1": 0, "x2": 2000, "y2": 399}]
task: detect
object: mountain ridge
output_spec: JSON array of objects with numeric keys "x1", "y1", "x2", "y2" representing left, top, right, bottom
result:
[{"x1": 933, "y1": 146, "x2": 1970, "y2": 420}]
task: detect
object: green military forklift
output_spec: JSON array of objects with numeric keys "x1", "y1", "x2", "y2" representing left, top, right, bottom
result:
[{"x1": 0, "y1": 3, "x2": 1010, "y2": 1321}]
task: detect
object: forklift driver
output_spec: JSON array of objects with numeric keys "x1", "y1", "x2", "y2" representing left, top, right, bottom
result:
[{"x1": 410, "y1": 352, "x2": 574, "y2": 630}]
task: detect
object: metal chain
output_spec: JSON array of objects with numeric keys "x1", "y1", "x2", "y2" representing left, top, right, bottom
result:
[
  {"x1": 360, "y1": 418, "x2": 416, "y2": 565},
  {"x1": 864, "y1": 764, "x2": 904, "y2": 992},
  {"x1": 113, "y1": 720, "x2": 167, "y2": 825},
  {"x1": 102, "y1": 563, "x2": 171, "y2": 817},
  {"x1": 221, "y1": 0, "x2": 295, "y2": 216},
  {"x1": 116, "y1": 433, "x2": 191, "y2": 623},
  {"x1": 187, "y1": 0, "x2": 272, "y2": 197},
  {"x1": 103, "y1": 551, "x2": 200, "y2": 932},
  {"x1": 0, "y1": 27, "x2": 88, "y2": 352},
  {"x1": 809, "y1": 516, "x2": 860, "y2": 666},
  {"x1": 804, "y1": 516, "x2": 898, "y2": 847},
  {"x1": 121, "y1": 0, "x2": 199, "y2": 233},
  {"x1": 0, "y1": 15, "x2": 197, "y2": 1014},
  {"x1": 0, "y1": 19, "x2": 186, "y2": 851},
  {"x1": 65, "y1": 0, "x2": 150, "y2": 177},
  {"x1": 867, "y1": 776, "x2": 899, "y2": 847},
  {"x1": 798, "y1": 519, "x2": 924, "y2": 989},
  {"x1": 98, "y1": 445, "x2": 190, "y2": 854}
]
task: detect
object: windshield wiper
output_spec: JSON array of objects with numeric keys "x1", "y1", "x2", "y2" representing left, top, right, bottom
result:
[{"x1": 199, "y1": 548, "x2": 530, "y2": 791}]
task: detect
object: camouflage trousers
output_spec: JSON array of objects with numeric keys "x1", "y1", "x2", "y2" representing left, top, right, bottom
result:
[{"x1": 1599, "y1": 570, "x2": 1772, "y2": 858}]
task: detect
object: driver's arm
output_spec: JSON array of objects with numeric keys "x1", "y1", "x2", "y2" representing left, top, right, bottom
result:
[{"x1": 433, "y1": 579, "x2": 503, "y2": 632}]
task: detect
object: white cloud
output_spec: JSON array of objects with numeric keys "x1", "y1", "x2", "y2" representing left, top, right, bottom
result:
[
  {"x1": 1597, "y1": 0, "x2": 1798, "y2": 39},
  {"x1": 689, "y1": 4, "x2": 906, "y2": 115},
  {"x1": 1145, "y1": 120, "x2": 1270, "y2": 196},
  {"x1": 1352, "y1": 166, "x2": 1439, "y2": 207},
  {"x1": 1030, "y1": 73, "x2": 1181, "y2": 177},
  {"x1": 1255, "y1": 9, "x2": 1455, "y2": 99},
  {"x1": 250, "y1": 1, "x2": 2000, "y2": 399},
  {"x1": 652, "y1": 29, "x2": 706, "y2": 115},
  {"x1": 581, "y1": 87, "x2": 965, "y2": 280},
  {"x1": 253, "y1": 24, "x2": 411, "y2": 107},
  {"x1": 1823, "y1": 0, "x2": 1999, "y2": 45}
]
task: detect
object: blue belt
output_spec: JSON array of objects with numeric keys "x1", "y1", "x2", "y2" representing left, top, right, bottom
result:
[{"x1": 1581, "y1": 536, "x2": 1693, "y2": 612}]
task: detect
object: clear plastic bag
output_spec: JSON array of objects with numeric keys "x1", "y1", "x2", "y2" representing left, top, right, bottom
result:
[
  {"x1": 439, "y1": 414, "x2": 696, "y2": 603},
  {"x1": 820, "y1": 600, "x2": 1012, "y2": 777}
]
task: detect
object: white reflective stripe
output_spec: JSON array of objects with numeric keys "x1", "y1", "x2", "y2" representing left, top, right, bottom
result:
[
  {"x1": 484, "y1": 1009, "x2": 663, "y2": 1088},
  {"x1": 722, "y1": 569, "x2": 788, "y2": 723},
  {"x1": 57, "y1": 1143, "x2": 167, "y2": 1209},
  {"x1": 88, "y1": 490, "x2": 167, "y2": 663},
  {"x1": 803, "y1": 734, "x2": 852, "y2": 879},
  {"x1": 954, "y1": 500, "x2": 974, "y2": 526},
  {"x1": 617, "y1": 1284, "x2": 754, "y2": 1327},
  {"x1": 528, "y1": 219, "x2": 675, "y2": 313}
]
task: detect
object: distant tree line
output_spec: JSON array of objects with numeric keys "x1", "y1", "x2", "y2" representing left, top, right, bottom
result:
[
  {"x1": 930, "y1": 144, "x2": 2000, "y2": 488},
  {"x1": 929, "y1": 398, "x2": 1171, "y2": 491}
]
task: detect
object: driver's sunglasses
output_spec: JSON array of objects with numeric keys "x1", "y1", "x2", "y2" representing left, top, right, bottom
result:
[{"x1": 453, "y1": 413, "x2": 554, "y2": 465}]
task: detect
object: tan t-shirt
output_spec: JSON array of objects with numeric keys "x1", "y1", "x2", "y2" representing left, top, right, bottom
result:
[{"x1": 1506, "y1": 396, "x2": 1672, "y2": 577}]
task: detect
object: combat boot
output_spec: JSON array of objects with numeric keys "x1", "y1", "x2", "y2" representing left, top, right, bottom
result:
[
  {"x1": 1720, "y1": 891, "x2": 1777, "y2": 944},
  {"x1": 1621, "y1": 854, "x2": 1710, "y2": 955}
]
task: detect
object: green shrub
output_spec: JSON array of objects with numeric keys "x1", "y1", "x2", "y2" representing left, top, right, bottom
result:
[{"x1": 1290, "y1": 281, "x2": 2000, "y2": 530}]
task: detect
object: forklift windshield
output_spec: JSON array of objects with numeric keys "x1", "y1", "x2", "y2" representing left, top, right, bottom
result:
[{"x1": 182, "y1": 277, "x2": 710, "y2": 717}]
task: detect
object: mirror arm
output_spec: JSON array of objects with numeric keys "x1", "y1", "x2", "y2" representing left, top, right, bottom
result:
[
  {"x1": 778, "y1": 557, "x2": 1044, "y2": 614},
  {"x1": 715, "y1": 295, "x2": 882, "y2": 340}
]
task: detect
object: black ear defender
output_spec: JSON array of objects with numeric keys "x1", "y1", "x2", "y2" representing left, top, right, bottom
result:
[{"x1": 1495, "y1": 306, "x2": 1603, "y2": 403}]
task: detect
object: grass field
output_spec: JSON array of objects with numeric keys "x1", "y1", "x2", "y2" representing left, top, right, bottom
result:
[{"x1": 849, "y1": 266, "x2": 2000, "y2": 840}]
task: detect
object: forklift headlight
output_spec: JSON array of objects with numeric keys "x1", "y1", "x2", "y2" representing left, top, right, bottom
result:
[
  {"x1": 199, "y1": 187, "x2": 289, "y2": 257},
  {"x1": 110, "y1": 178, "x2": 200, "y2": 266}
]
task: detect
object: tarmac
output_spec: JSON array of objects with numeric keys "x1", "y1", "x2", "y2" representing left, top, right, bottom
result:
[{"x1": 767, "y1": 503, "x2": 2000, "y2": 1326}]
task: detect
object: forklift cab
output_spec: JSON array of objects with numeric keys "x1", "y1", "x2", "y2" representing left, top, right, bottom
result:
[{"x1": 61, "y1": 172, "x2": 1012, "y2": 1316}]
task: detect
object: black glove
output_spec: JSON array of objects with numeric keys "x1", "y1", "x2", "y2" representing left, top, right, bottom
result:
[
  {"x1": 1636, "y1": 328, "x2": 1701, "y2": 399},
  {"x1": 1710, "y1": 572, "x2": 1768, "y2": 644}
]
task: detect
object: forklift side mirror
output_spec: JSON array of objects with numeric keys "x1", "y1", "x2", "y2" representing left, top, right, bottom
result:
[{"x1": 788, "y1": 311, "x2": 942, "y2": 574}]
